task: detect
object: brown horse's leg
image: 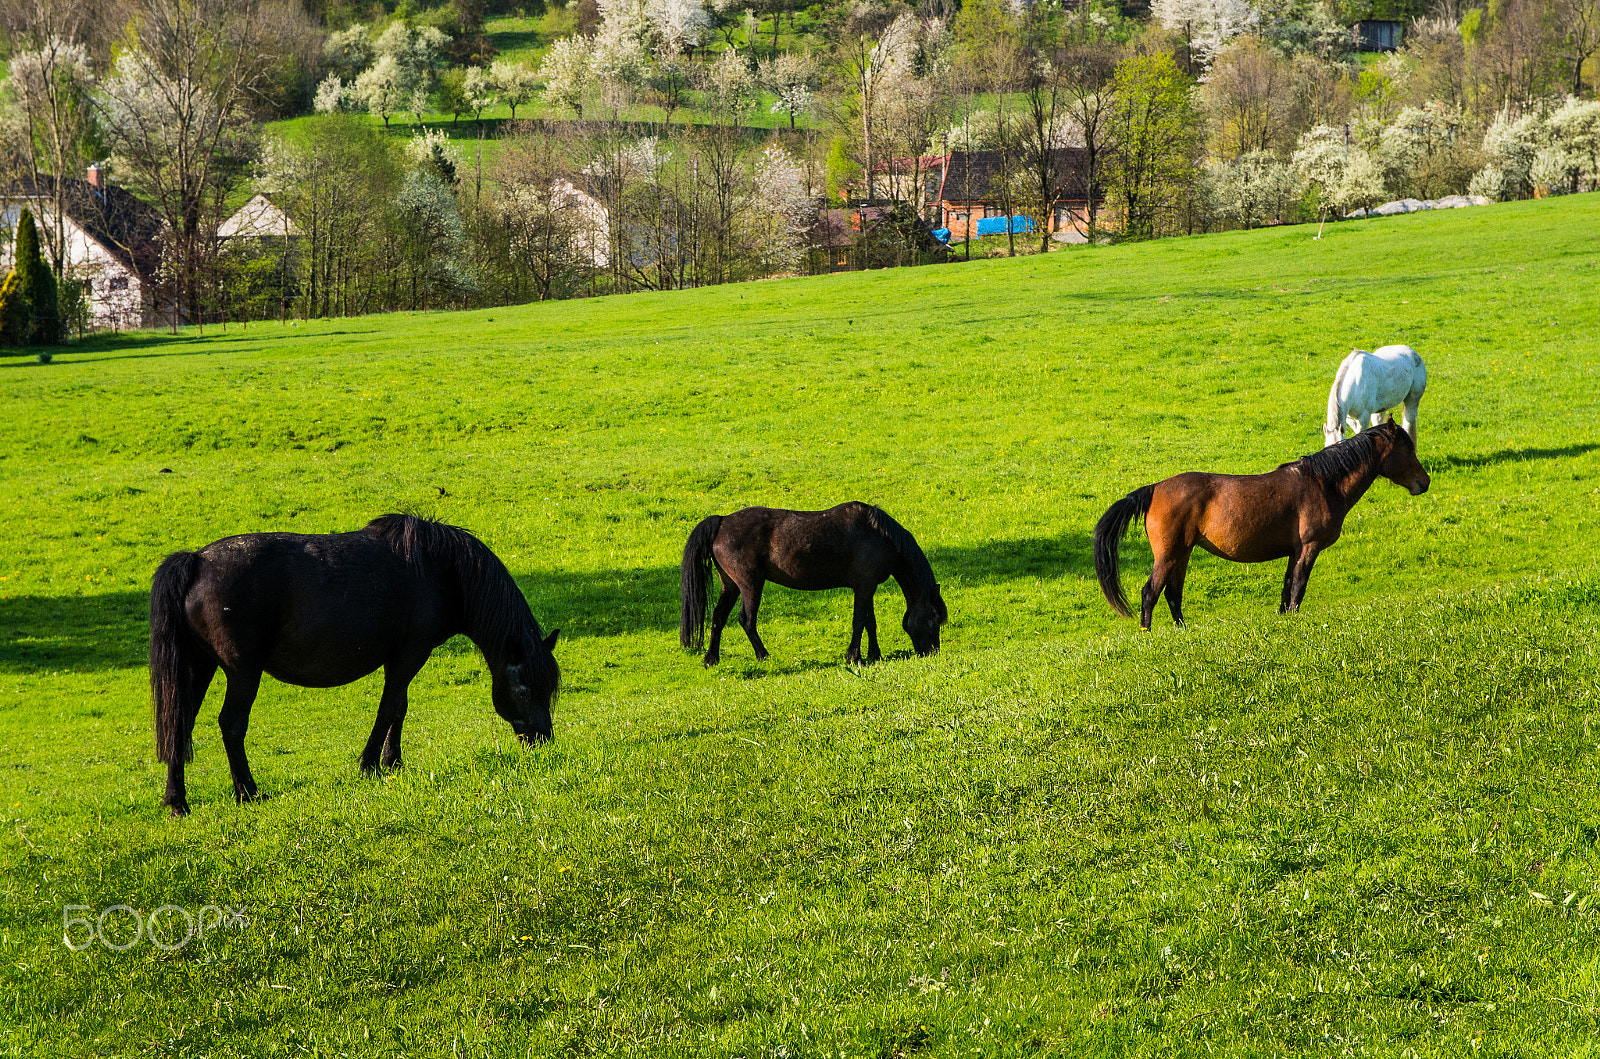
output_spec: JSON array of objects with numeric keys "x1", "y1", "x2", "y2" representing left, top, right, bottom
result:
[
  {"x1": 1282, "y1": 545, "x2": 1322, "y2": 613},
  {"x1": 217, "y1": 669, "x2": 264, "y2": 804},
  {"x1": 847, "y1": 587, "x2": 879, "y2": 664},
  {"x1": 164, "y1": 660, "x2": 217, "y2": 817},
  {"x1": 703, "y1": 575, "x2": 739, "y2": 667},
  {"x1": 736, "y1": 579, "x2": 770, "y2": 661},
  {"x1": 1163, "y1": 552, "x2": 1192, "y2": 627},
  {"x1": 364, "y1": 655, "x2": 427, "y2": 771}
]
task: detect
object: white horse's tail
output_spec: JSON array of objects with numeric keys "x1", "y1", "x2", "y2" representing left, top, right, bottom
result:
[{"x1": 1325, "y1": 352, "x2": 1356, "y2": 435}]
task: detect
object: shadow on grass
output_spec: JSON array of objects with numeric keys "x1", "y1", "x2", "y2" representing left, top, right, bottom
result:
[
  {"x1": 0, "y1": 590, "x2": 147, "y2": 673},
  {"x1": 1435, "y1": 442, "x2": 1600, "y2": 471},
  {"x1": 519, "y1": 532, "x2": 1095, "y2": 639},
  {"x1": 0, "y1": 534, "x2": 1092, "y2": 674}
]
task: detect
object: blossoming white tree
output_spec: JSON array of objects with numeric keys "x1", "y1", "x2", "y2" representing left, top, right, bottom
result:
[
  {"x1": 1150, "y1": 0, "x2": 1259, "y2": 68},
  {"x1": 540, "y1": 38, "x2": 596, "y2": 119}
]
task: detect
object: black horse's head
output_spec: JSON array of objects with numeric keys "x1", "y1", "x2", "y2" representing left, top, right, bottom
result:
[
  {"x1": 903, "y1": 583, "x2": 949, "y2": 656},
  {"x1": 493, "y1": 629, "x2": 561, "y2": 744},
  {"x1": 1376, "y1": 417, "x2": 1430, "y2": 495}
]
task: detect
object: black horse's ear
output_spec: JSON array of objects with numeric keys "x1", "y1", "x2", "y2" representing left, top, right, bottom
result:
[{"x1": 544, "y1": 629, "x2": 561, "y2": 651}]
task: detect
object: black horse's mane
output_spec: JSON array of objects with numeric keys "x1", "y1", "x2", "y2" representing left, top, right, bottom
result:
[
  {"x1": 365, "y1": 514, "x2": 558, "y2": 694},
  {"x1": 864, "y1": 505, "x2": 940, "y2": 602},
  {"x1": 1284, "y1": 422, "x2": 1409, "y2": 481}
]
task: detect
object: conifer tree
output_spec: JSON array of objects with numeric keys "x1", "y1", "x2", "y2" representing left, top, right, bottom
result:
[{"x1": 13, "y1": 209, "x2": 59, "y2": 344}]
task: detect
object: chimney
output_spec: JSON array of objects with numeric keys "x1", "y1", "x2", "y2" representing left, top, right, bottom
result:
[{"x1": 86, "y1": 163, "x2": 102, "y2": 188}]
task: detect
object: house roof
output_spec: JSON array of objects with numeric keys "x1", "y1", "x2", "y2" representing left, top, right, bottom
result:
[
  {"x1": 6, "y1": 175, "x2": 163, "y2": 277},
  {"x1": 932, "y1": 149, "x2": 1096, "y2": 203}
]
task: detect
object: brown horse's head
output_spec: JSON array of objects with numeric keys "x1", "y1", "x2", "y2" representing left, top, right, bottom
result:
[
  {"x1": 494, "y1": 629, "x2": 561, "y2": 743},
  {"x1": 1377, "y1": 417, "x2": 1430, "y2": 495},
  {"x1": 903, "y1": 583, "x2": 949, "y2": 656}
]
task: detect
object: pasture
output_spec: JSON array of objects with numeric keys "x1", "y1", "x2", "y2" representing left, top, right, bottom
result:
[{"x1": 2, "y1": 196, "x2": 1599, "y2": 1056}]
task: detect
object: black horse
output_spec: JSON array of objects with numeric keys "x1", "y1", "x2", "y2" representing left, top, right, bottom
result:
[
  {"x1": 680, "y1": 501, "x2": 947, "y2": 666},
  {"x1": 150, "y1": 514, "x2": 560, "y2": 816}
]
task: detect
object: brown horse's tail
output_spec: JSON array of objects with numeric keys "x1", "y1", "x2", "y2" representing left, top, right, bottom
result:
[
  {"x1": 1094, "y1": 485, "x2": 1155, "y2": 618},
  {"x1": 679, "y1": 515, "x2": 722, "y2": 651},
  {"x1": 150, "y1": 551, "x2": 203, "y2": 764}
]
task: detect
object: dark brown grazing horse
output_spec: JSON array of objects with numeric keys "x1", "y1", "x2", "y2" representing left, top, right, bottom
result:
[
  {"x1": 680, "y1": 501, "x2": 947, "y2": 666},
  {"x1": 1094, "y1": 418, "x2": 1429, "y2": 629},
  {"x1": 150, "y1": 514, "x2": 559, "y2": 817}
]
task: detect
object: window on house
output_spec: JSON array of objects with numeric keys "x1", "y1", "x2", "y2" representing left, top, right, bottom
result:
[{"x1": 109, "y1": 276, "x2": 129, "y2": 291}]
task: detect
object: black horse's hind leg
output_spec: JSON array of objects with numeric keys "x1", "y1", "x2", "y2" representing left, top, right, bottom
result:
[
  {"x1": 847, "y1": 587, "x2": 879, "y2": 664},
  {"x1": 164, "y1": 660, "x2": 217, "y2": 817},
  {"x1": 1281, "y1": 546, "x2": 1322, "y2": 614},
  {"x1": 703, "y1": 579, "x2": 740, "y2": 667},
  {"x1": 737, "y1": 579, "x2": 770, "y2": 661},
  {"x1": 363, "y1": 655, "x2": 427, "y2": 772},
  {"x1": 217, "y1": 669, "x2": 264, "y2": 804}
]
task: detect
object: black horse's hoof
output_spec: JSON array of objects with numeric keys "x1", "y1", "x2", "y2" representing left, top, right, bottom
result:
[
  {"x1": 702, "y1": 655, "x2": 719, "y2": 668},
  {"x1": 167, "y1": 801, "x2": 190, "y2": 818},
  {"x1": 234, "y1": 789, "x2": 265, "y2": 804}
]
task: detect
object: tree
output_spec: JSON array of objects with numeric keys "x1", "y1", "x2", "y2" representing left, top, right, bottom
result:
[
  {"x1": 2, "y1": 209, "x2": 58, "y2": 344},
  {"x1": 761, "y1": 52, "x2": 819, "y2": 130},
  {"x1": 1556, "y1": 0, "x2": 1600, "y2": 98},
  {"x1": 1202, "y1": 37, "x2": 1294, "y2": 160},
  {"x1": 395, "y1": 168, "x2": 474, "y2": 310},
  {"x1": 1108, "y1": 51, "x2": 1199, "y2": 239},
  {"x1": 98, "y1": 0, "x2": 274, "y2": 324},
  {"x1": 1149, "y1": 0, "x2": 1258, "y2": 70},
  {"x1": 438, "y1": 68, "x2": 470, "y2": 124},
  {"x1": 1206, "y1": 150, "x2": 1301, "y2": 228},
  {"x1": 352, "y1": 57, "x2": 410, "y2": 130},
  {"x1": 322, "y1": 23, "x2": 373, "y2": 77},
  {"x1": 540, "y1": 37, "x2": 595, "y2": 119},
  {"x1": 6, "y1": 33, "x2": 96, "y2": 277},
  {"x1": 485, "y1": 124, "x2": 595, "y2": 302},
  {"x1": 1017, "y1": 34, "x2": 1071, "y2": 252},
  {"x1": 1060, "y1": 41, "x2": 1121, "y2": 243},
  {"x1": 490, "y1": 60, "x2": 539, "y2": 120}
]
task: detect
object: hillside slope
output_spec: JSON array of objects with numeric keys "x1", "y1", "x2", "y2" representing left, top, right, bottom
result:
[{"x1": 1, "y1": 197, "x2": 1598, "y2": 1055}]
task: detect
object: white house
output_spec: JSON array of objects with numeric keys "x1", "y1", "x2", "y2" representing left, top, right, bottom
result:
[
  {"x1": 218, "y1": 193, "x2": 299, "y2": 240},
  {"x1": 0, "y1": 166, "x2": 163, "y2": 330}
]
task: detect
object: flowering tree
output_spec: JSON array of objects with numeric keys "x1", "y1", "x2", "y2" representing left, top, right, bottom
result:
[
  {"x1": 6, "y1": 37, "x2": 96, "y2": 274},
  {"x1": 1150, "y1": 0, "x2": 1258, "y2": 69},
  {"x1": 540, "y1": 39, "x2": 596, "y2": 119},
  {"x1": 1206, "y1": 150, "x2": 1301, "y2": 228},
  {"x1": 647, "y1": 0, "x2": 712, "y2": 56},
  {"x1": 750, "y1": 142, "x2": 814, "y2": 272},
  {"x1": 322, "y1": 24, "x2": 373, "y2": 77},
  {"x1": 353, "y1": 56, "x2": 411, "y2": 129},
  {"x1": 761, "y1": 52, "x2": 820, "y2": 129},
  {"x1": 490, "y1": 60, "x2": 540, "y2": 120},
  {"x1": 1469, "y1": 108, "x2": 1545, "y2": 200},
  {"x1": 313, "y1": 73, "x2": 347, "y2": 113}
]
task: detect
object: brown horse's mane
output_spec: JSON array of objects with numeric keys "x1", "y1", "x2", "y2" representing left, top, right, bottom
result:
[
  {"x1": 365, "y1": 514, "x2": 558, "y2": 694},
  {"x1": 863, "y1": 505, "x2": 940, "y2": 601},
  {"x1": 1283, "y1": 422, "x2": 1409, "y2": 482}
]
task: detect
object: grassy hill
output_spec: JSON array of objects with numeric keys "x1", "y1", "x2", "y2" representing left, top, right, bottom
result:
[{"x1": 2, "y1": 197, "x2": 1599, "y2": 1055}]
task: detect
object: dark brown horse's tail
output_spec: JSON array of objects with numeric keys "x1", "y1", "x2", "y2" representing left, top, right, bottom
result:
[
  {"x1": 679, "y1": 515, "x2": 722, "y2": 651},
  {"x1": 150, "y1": 551, "x2": 202, "y2": 764},
  {"x1": 1094, "y1": 485, "x2": 1155, "y2": 618}
]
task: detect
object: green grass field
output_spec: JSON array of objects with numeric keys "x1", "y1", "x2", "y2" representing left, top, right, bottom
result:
[{"x1": 2, "y1": 197, "x2": 1599, "y2": 1056}]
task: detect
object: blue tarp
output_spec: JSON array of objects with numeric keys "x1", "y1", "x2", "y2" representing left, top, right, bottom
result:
[
  {"x1": 974, "y1": 215, "x2": 1035, "y2": 236},
  {"x1": 931, "y1": 227, "x2": 951, "y2": 243}
]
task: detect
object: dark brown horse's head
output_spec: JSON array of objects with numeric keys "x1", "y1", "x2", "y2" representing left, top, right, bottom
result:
[
  {"x1": 1376, "y1": 417, "x2": 1429, "y2": 495},
  {"x1": 903, "y1": 583, "x2": 949, "y2": 656},
  {"x1": 494, "y1": 629, "x2": 561, "y2": 743}
]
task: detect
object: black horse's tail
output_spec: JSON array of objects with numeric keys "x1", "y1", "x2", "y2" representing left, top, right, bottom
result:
[
  {"x1": 150, "y1": 551, "x2": 203, "y2": 765},
  {"x1": 679, "y1": 515, "x2": 723, "y2": 651},
  {"x1": 1094, "y1": 485, "x2": 1155, "y2": 618}
]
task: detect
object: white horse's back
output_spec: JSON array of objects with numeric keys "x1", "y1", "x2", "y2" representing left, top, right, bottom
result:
[{"x1": 1323, "y1": 345, "x2": 1426, "y2": 446}]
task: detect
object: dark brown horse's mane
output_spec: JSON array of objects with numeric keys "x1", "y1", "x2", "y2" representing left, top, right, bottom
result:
[
  {"x1": 1284, "y1": 422, "x2": 1409, "y2": 482},
  {"x1": 863, "y1": 505, "x2": 940, "y2": 601},
  {"x1": 365, "y1": 514, "x2": 559, "y2": 694}
]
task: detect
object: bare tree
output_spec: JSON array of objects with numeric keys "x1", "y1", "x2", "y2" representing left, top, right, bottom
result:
[
  {"x1": 1556, "y1": 0, "x2": 1600, "y2": 98},
  {"x1": 1060, "y1": 41, "x2": 1121, "y2": 245}
]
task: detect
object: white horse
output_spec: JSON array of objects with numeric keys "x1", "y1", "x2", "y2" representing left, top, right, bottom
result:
[{"x1": 1323, "y1": 345, "x2": 1427, "y2": 448}]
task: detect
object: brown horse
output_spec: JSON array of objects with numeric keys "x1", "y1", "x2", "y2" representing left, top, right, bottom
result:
[
  {"x1": 679, "y1": 502, "x2": 947, "y2": 666},
  {"x1": 1094, "y1": 418, "x2": 1429, "y2": 629},
  {"x1": 149, "y1": 515, "x2": 560, "y2": 816}
]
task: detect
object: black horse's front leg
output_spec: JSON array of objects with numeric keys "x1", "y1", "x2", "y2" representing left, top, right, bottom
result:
[
  {"x1": 217, "y1": 669, "x2": 264, "y2": 804},
  {"x1": 363, "y1": 657, "x2": 426, "y2": 772},
  {"x1": 846, "y1": 587, "x2": 879, "y2": 664}
]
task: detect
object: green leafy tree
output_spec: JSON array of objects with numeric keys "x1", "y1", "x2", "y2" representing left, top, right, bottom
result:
[
  {"x1": 1107, "y1": 52, "x2": 1199, "y2": 239},
  {"x1": 6, "y1": 210, "x2": 60, "y2": 345},
  {"x1": 0, "y1": 271, "x2": 26, "y2": 347}
]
